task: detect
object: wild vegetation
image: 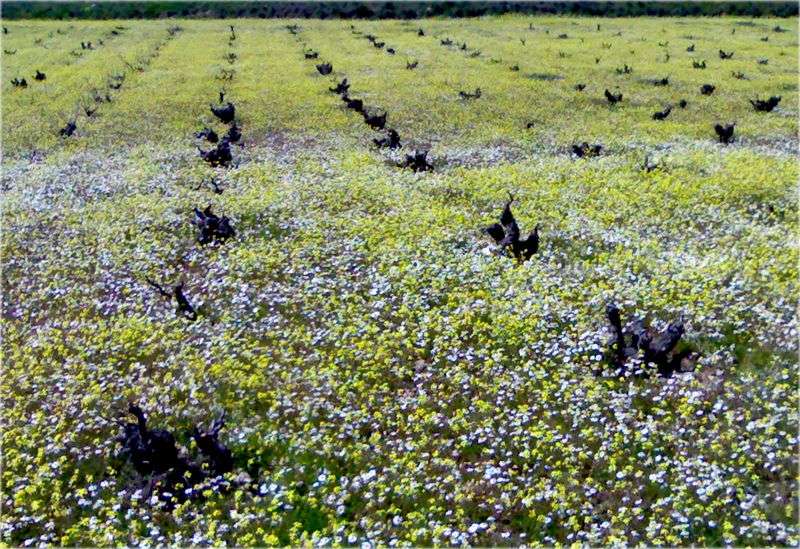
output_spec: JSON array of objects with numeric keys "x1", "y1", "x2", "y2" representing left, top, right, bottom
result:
[
  {"x1": 1, "y1": 15, "x2": 798, "y2": 547},
  {"x1": 4, "y1": 1, "x2": 798, "y2": 19}
]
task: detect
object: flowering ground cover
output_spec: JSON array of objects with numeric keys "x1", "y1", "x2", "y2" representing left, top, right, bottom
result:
[{"x1": 1, "y1": 15, "x2": 798, "y2": 547}]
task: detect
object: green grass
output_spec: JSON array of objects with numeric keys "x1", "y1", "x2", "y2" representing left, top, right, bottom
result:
[{"x1": 1, "y1": 15, "x2": 798, "y2": 547}]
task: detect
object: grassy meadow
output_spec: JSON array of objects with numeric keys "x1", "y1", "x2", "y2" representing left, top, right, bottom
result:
[{"x1": 1, "y1": 15, "x2": 798, "y2": 546}]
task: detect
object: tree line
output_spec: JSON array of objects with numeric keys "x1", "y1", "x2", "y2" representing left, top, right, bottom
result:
[{"x1": 2, "y1": 1, "x2": 797, "y2": 20}]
